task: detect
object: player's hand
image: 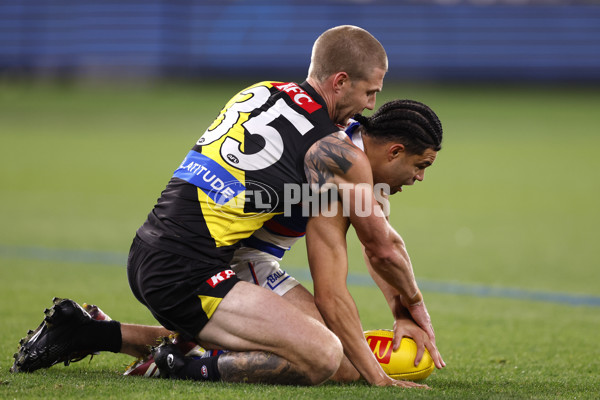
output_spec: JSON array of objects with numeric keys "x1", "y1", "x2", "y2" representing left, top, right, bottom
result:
[
  {"x1": 375, "y1": 374, "x2": 430, "y2": 389},
  {"x1": 393, "y1": 315, "x2": 445, "y2": 370},
  {"x1": 405, "y1": 301, "x2": 446, "y2": 369}
]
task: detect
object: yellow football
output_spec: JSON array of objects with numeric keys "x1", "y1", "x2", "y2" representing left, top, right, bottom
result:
[{"x1": 364, "y1": 329, "x2": 434, "y2": 381}]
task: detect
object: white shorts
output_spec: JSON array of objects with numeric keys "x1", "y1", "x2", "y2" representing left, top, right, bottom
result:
[{"x1": 230, "y1": 247, "x2": 300, "y2": 297}]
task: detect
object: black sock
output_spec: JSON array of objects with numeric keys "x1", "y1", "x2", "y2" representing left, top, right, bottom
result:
[
  {"x1": 179, "y1": 354, "x2": 221, "y2": 381},
  {"x1": 73, "y1": 320, "x2": 122, "y2": 353}
]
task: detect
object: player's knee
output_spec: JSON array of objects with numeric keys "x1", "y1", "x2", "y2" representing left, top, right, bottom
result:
[{"x1": 305, "y1": 332, "x2": 344, "y2": 385}]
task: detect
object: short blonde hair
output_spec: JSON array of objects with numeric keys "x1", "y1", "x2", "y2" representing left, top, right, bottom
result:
[{"x1": 308, "y1": 25, "x2": 388, "y2": 83}]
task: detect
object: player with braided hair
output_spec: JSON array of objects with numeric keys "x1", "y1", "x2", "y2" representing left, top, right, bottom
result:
[{"x1": 303, "y1": 98, "x2": 444, "y2": 384}]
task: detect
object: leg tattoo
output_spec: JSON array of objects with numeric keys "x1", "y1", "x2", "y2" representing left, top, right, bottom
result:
[{"x1": 218, "y1": 351, "x2": 311, "y2": 385}]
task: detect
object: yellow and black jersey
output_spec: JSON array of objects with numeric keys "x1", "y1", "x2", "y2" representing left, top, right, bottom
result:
[{"x1": 136, "y1": 81, "x2": 339, "y2": 265}]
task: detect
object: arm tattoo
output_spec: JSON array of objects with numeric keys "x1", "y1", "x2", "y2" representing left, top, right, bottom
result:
[
  {"x1": 304, "y1": 132, "x2": 358, "y2": 188},
  {"x1": 218, "y1": 351, "x2": 312, "y2": 385}
]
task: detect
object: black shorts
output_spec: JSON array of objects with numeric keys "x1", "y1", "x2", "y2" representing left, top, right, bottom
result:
[{"x1": 127, "y1": 235, "x2": 240, "y2": 339}]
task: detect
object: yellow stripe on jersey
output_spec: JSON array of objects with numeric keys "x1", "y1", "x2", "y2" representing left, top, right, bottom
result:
[
  {"x1": 198, "y1": 295, "x2": 222, "y2": 319},
  {"x1": 198, "y1": 187, "x2": 277, "y2": 247}
]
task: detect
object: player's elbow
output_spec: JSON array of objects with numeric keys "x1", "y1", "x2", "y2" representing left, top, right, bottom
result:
[{"x1": 363, "y1": 234, "x2": 406, "y2": 266}]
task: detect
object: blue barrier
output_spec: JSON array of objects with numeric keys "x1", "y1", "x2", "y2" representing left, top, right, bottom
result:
[{"x1": 1, "y1": 1, "x2": 599, "y2": 81}]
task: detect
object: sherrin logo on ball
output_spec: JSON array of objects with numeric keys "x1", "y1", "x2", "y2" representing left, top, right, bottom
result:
[{"x1": 364, "y1": 329, "x2": 435, "y2": 381}]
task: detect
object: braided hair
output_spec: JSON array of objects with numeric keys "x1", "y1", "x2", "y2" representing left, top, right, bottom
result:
[{"x1": 353, "y1": 100, "x2": 443, "y2": 155}]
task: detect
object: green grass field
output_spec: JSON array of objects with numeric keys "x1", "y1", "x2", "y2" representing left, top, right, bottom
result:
[{"x1": 1, "y1": 80, "x2": 599, "y2": 399}]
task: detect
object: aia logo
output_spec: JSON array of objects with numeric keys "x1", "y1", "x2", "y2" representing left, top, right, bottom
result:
[
  {"x1": 207, "y1": 269, "x2": 236, "y2": 288},
  {"x1": 366, "y1": 335, "x2": 393, "y2": 364}
]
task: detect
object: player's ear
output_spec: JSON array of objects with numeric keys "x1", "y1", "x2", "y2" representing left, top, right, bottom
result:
[
  {"x1": 332, "y1": 72, "x2": 349, "y2": 93},
  {"x1": 389, "y1": 143, "x2": 405, "y2": 160}
]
